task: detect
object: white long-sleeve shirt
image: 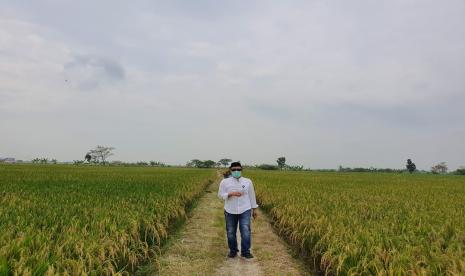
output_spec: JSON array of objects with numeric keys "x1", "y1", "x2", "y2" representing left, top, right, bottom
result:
[{"x1": 218, "y1": 176, "x2": 259, "y2": 214}]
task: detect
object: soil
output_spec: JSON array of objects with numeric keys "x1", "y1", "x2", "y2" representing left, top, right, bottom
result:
[{"x1": 157, "y1": 175, "x2": 311, "y2": 276}]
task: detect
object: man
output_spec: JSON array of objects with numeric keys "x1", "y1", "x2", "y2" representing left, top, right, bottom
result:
[{"x1": 218, "y1": 162, "x2": 258, "y2": 259}]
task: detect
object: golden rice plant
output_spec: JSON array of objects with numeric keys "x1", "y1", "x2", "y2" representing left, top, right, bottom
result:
[
  {"x1": 247, "y1": 170, "x2": 465, "y2": 275},
  {"x1": 0, "y1": 164, "x2": 215, "y2": 275}
]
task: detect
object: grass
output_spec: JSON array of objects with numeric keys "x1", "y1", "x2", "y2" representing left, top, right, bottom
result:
[{"x1": 156, "y1": 179, "x2": 227, "y2": 276}]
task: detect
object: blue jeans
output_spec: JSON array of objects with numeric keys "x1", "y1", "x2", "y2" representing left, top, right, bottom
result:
[{"x1": 224, "y1": 209, "x2": 252, "y2": 255}]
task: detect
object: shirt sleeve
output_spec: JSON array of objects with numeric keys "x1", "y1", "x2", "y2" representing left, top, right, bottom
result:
[
  {"x1": 218, "y1": 179, "x2": 229, "y2": 201},
  {"x1": 248, "y1": 180, "x2": 259, "y2": 208}
]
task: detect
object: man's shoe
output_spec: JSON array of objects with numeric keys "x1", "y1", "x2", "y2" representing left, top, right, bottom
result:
[
  {"x1": 240, "y1": 252, "x2": 254, "y2": 259},
  {"x1": 228, "y1": 251, "x2": 238, "y2": 258}
]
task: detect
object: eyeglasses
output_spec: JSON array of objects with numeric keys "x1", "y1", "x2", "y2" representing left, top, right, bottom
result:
[{"x1": 231, "y1": 168, "x2": 242, "y2": 172}]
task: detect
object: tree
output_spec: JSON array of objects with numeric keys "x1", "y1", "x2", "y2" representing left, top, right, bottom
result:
[
  {"x1": 454, "y1": 166, "x2": 465, "y2": 175},
  {"x1": 286, "y1": 165, "x2": 304, "y2": 171},
  {"x1": 187, "y1": 159, "x2": 216, "y2": 168},
  {"x1": 85, "y1": 153, "x2": 92, "y2": 163},
  {"x1": 51, "y1": 159, "x2": 58, "y2": 164},
  {"x1": 218, "y1": 158, "x2": 232, "y2": 167},
  {"x1": 87, "y1": 145, "x2": 115, "y2": 164},
  {"x1": 406, "y1": 159, "x2": 416, "y2": 173},
  {"x1": 150, "y1": 161, "x2": 166, "y2": 167},
  {"x1": 202, "y1": 160, "x2": 216, "y2": 168},
  {"x1": 257, "y1": 164, "x2": 278, "y2": 170},
  {"x1": 431, "y1": 162, "x2": 448, "y2": 174},
  {"x1": 277, "y1": 157, "x2": 286, "y2": 169},
  {"x1": 187, "y1": 159, "x2": 202, "y2": 167}
]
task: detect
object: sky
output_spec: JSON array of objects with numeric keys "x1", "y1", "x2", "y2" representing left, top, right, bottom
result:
[{"x1": 1, "y1": 0, "x2": 464, "y2": 170}]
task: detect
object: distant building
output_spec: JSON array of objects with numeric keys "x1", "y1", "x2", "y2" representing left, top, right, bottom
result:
[{"x1": 0, "y1": 157, "x2": 16, "y2": 163}]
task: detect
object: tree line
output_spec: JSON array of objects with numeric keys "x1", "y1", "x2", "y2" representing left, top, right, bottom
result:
[{"x1": 12, "y1": 145, "x2": 465, "y2": 175}]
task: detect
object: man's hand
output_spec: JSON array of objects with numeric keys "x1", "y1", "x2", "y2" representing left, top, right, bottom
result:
[
  {"x1": 228, "y1": 191, "x2": 242, "y2": 197},
  {"x1": 252, "y1": 209, "x2": 258, "y2": 219}
]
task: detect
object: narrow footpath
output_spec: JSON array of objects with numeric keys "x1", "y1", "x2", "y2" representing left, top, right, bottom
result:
[{"x1": 157, "y1": 175, "x2": 310, "y2": 276}]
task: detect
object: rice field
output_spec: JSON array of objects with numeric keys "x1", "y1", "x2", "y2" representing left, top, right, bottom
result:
[
  {"x1": 0, "y1": 164, "x2": 215, "y2": 275},
  {"x1": 3, "y1": 164, "x2": 465, "y2": 275},
  {"x1": 247, "y1": 170, "x2": 465, "y2": 275}
]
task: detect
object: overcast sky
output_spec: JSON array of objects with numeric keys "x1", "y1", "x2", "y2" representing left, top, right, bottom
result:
[{"x1": 1, "y1": 0, "x2": 464, "y2": 170}]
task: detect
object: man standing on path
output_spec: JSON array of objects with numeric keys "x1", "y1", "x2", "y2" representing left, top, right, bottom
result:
[{"x1": 218, "y1": 162, "x2": 258, "y2": 259}]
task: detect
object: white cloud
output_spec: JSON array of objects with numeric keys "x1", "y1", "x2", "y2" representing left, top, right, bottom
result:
[
  {"x1": 0, "y1": 18, "x2": 71, "y2": 112},
  {"x1": 1, "y1": 1, "x2": 464, "y2": 169}
]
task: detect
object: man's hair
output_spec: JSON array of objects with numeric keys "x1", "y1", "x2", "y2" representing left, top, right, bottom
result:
[{"x1": 229, "y1": 161, "x2": 242, "y2": 168}]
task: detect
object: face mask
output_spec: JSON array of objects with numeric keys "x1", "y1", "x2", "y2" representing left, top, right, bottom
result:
[{"x1": 231, "y1": 171, "x2": 241, "y2": 178}]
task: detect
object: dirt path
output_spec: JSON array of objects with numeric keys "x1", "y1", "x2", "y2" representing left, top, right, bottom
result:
[{"x1": 157, "y1": 176, "x2": 310, "y2": 276}]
